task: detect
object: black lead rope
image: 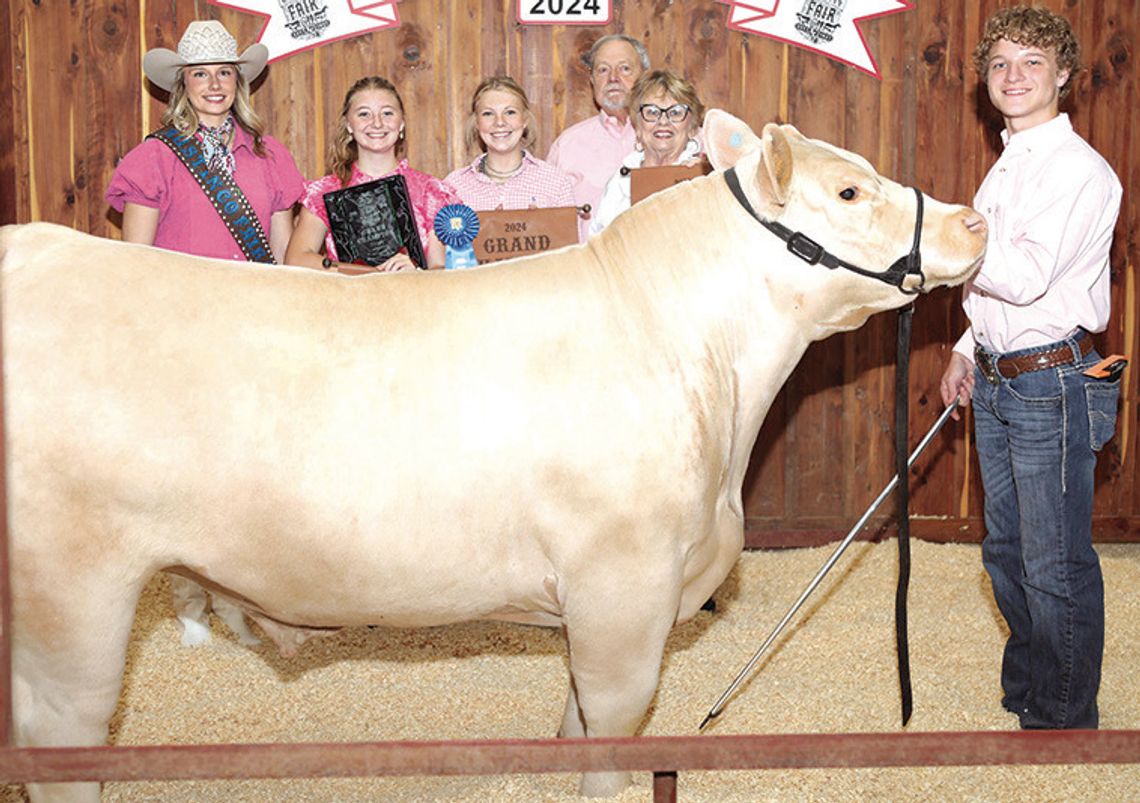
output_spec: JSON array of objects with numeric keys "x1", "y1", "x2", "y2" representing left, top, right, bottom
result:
[
  {"x1": 895, "y1": 303, "x2": 914, "y2": 727},
  {"x1": 722, "y1": 166, "x2": 924, "y2": 725}
]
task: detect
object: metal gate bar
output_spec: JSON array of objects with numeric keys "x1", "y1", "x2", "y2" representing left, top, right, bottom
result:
[{"x1": 2, "y1": 730, "x2": 1137, "y2": 788}]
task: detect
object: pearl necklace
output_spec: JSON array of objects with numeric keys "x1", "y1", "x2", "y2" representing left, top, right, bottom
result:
[{"x1": 480, "y1": 157, "x2": 524, "y2": 182}]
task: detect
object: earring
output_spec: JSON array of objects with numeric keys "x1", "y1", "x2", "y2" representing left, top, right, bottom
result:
[{"x1": 399, "y1": 129, "x2": 405, "y2": 140}]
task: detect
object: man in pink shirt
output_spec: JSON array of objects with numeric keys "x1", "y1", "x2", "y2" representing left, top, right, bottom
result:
[
  {"x1": 546, "y1": 34, "x2": 649, "y2": 237},
  {"x1": 940, "y1": 7, "x2": 1123, "y2": 730}
]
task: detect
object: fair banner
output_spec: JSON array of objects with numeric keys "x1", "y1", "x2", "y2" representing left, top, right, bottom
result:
[
  {"x1": 211, "y1": 0, "x2": 401, "y2": 62},
  {"x1": 717, "y1": 0, "x2": 912, "y2": 78}
]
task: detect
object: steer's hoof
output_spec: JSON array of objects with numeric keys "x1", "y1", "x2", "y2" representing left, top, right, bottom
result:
[
  {"x1": 178, "y1": 617, "x2": 212, "y2": 647},
  {"x1": 579, "y1": 769, "x2": 631, "y2": 797}
]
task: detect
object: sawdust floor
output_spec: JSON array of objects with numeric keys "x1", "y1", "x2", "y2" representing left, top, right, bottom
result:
[{"x1": 4, "y1": 540, "x2": 1138, "y2": 802}]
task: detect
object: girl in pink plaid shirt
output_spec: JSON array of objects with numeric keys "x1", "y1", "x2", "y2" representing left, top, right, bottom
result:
[{"x1": 445, "y1": 77, "x2": 575, "y2": 215}]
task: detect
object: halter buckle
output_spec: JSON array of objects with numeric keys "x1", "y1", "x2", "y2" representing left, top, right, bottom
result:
[{"x1": 786, "y1": 232, "x2": 825, "y2": 265}]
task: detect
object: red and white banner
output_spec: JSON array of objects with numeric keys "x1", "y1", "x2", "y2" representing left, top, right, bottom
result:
[
  {"x1": 211, "y1": 0, "x2": 402, "y2": 62},
  {"x1": 717, "y1": 0, "x2": 912, "y2": 78},
  {"x1": 212, "y1": 0, "x2": 911, "y2": 73}
]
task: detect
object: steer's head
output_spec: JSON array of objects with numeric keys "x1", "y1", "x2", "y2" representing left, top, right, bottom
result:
[{"x1": 702, "y1": 109, "x2": 987, "y2": 331}]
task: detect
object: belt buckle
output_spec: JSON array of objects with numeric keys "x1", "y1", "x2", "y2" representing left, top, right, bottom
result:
[{"x1": 975, "y1": 346, "x2": 1000, "y2": 384}]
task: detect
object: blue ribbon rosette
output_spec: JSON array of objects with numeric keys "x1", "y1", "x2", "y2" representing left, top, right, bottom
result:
[{"x1": 433, "y1": 204, "x2": 481, "y2": 270}]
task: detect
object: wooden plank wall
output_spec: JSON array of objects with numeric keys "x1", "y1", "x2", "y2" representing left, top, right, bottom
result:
[{"x1": 1, "y1": 0, "x2": 1137, "y2": 544}]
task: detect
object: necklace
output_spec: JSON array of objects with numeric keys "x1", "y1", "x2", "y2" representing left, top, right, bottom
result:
[{"x1": 480, "y1": 157, "x2": 524, "y2": 182}]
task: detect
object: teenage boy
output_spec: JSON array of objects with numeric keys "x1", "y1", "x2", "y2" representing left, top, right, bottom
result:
[{"x1": 940, "y1": 6, "x2": 1122, "y2": 729}]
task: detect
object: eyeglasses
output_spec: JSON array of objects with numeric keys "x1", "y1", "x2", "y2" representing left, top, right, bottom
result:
[
  {"x1": 592, "y1": 63, "x2": 636, "y2": 80},
  {"x1": 638, "y1": 103, "x2": 690, "y2": 124}
]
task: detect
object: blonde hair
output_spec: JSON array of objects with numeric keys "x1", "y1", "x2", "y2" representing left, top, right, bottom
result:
[
  {"x1": 463, "y1": 76, "x2": 537, "y2": 155},
  {"x1": 628, "y1": 70, "x2": 705, "y2": 136},
  {"x1": 329, "y1": 76, "x2": 406, "y2": 187},
  {"x1": 161, "y1": 66, "x2": 267, "y2": 156},
  {"x1": 973, "y1": 6, "x2": 1080, "y2": 99}
]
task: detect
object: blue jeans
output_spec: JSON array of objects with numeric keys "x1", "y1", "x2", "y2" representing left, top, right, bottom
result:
[{"x1": 972, "y1": 331, "x2": 1120, "y2": 729}]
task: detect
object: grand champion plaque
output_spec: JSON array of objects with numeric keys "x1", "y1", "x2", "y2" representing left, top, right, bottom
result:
[
  {"x1": 629, "y1": 161, "x2": 711, "y2": 206},
  {"x1": 473, "y1": 206, "x2": 580, "y2": 264},
  {"x1": 323, "y1": 174, "x2": 426, "y2": 271}
]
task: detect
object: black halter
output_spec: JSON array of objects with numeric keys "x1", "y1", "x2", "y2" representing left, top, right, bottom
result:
[{"x1": 723, "y1": 166, "x2": 926, "y2": 295}]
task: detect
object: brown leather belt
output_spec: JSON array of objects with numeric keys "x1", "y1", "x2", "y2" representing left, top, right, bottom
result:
[{"x1": 975, "y1": 331, "x2": 1093, "y2": 384}]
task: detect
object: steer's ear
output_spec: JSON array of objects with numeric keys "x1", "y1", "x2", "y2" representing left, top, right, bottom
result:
[
  {"x1": 757, "y1": 123, "x2": 793, "y2": 208},
  {"x1": 703, "y1": 108, "x2": 762, "y2": 171},
  {"x1": 704, "y1": 113, "x2": 792, "y2": 214}
]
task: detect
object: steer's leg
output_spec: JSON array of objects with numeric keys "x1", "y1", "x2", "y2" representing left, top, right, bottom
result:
[
  {"x1": 13, "y1": 570, "x2": 145, "y2": 803},
  {"x1": 557, "y1": 672, "x2": 586, "y2": 738},
  {"x1": 560, "y1": 563, "x2": 680, "y2": 797}
]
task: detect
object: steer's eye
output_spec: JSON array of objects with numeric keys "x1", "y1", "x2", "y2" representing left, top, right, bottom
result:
[{"x1": 839, "y1": 187, "x2": 858, "y2": 201}]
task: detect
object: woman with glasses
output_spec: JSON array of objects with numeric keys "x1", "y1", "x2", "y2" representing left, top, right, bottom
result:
[{"x1": 588, "y1": 69, "x2": 705, "y2": 235}]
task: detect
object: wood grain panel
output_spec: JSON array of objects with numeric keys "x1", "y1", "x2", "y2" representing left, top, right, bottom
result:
[
  {"x1": 516, "y1": 21, "x2": 558, "y2": 157},
  {"x1": 87, "y1": 0, "x2": 141, "y2": 234},
  {"x1": 1079, "y1": 0, "x2": 1136, "y2": 520},
  {"x1": 22, "y1": 0, "x2": 82, "y2": 227},
  {"x1": 0, "y1": 1, "x2": 23, "y2": 225}
]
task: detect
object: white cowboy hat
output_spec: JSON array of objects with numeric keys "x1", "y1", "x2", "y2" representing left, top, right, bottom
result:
[{"x1": 143, "y1": 20, "x2": 269, "y2": 92}]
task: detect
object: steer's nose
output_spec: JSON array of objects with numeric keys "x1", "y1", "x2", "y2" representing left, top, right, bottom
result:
[{"x1": 961, "y1": 209, "x2": 988, "y2": 236}]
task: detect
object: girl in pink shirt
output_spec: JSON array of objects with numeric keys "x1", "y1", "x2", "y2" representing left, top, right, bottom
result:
[
  {"x1": 445, "y1": 76, "x2": 575, "y2": 213},
  {"x1": 286, "y1": 76, "x2": 459, "y2": 272}
]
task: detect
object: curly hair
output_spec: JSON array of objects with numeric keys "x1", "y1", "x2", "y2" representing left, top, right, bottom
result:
[
  {"x1": 463, "y1": 76, "x2": 537, "y2": 156},
  {"x1": 973, "y1": 5, "x2": 1080, "y2": 99},
  {"x1": 329, "y1": 76, "x2": 406, "y2": 187},
  {"x1": 161, "y1": 67, "x2": 267, "y2": 156}
]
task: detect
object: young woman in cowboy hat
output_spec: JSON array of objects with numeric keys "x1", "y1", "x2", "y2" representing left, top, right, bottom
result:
[
  {"x1": 106, "y1": 20, "x2": 304, "y2": 648},
  {"x1": 106, "y1": 19, "x2": 304, "y2": 264}
]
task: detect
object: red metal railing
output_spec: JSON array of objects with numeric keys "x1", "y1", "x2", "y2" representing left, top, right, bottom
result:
[{"x1": 1, "y1": 730, "x2": 1139, "y2": 801}]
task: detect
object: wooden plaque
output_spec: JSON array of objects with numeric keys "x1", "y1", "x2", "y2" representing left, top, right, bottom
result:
[
  {"x1": 629, "y1": 162, "x2": 711, "y2": 206},
  {"x1": 473, "y1": 206, "x2": 579, "y2": 264}
]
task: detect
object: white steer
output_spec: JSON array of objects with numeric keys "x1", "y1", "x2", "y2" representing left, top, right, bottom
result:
[{"x1": 1, "y1": 111, "x2": 986, "y2": 801}]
